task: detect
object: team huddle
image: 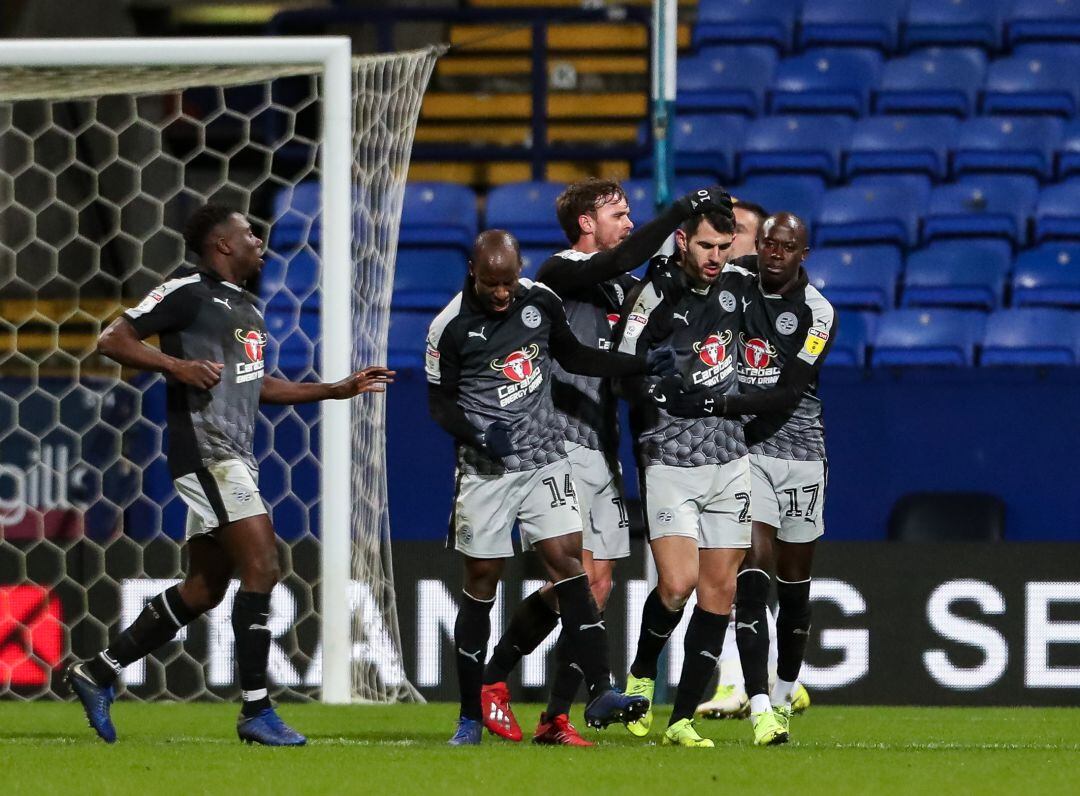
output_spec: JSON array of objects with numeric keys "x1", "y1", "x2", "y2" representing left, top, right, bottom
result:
[{"x1": 426, "y1": 180, "x2": 836, "y2": 747}]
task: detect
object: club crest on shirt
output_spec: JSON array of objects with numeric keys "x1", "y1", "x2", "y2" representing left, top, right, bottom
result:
[
  {"x1": 776, "y1": 311, "x2": 798, "y2": 335},
  {"x1": 690, "y1": 330, "x2": 734, "y2": 386},
  {"x1": 491, "y1": 344, "x2": 543, "y2": 406},
  {"x1": 521, "y1": 305, "x2": 542, "y2": 329},
  {"x1": 718, "y1": 291, "x2": 737, "y2": 312},
  {"x1": 234, "y1": 329, "x2": 268, "y2": 383}
]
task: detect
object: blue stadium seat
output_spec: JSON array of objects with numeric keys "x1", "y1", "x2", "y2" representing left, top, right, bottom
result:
[
  {"x1": 769, "y1": 49, "x2": 883, "y2": 117},
  {"x1": 872, "y1": 309, "x2": 986, "y2": 367},
  {"x1": 1013, "y1": 243, "x2": 1080, "y2": 307},
  {"x1": 805, "y1": 245, "x2": 902, "y2": 310},
  {"x1": 486, "y1": 182, "x2": 565, "y2": 247},
  {"x1": 1058, "y1": 119, "x2": 1080, "y2": 179},
  {"x1": 815, "y1": 179, "x2": 925, "y2": 249},
  {"x1": 393, "y1": 248, "x2": 466, "y2": 311},
  {"x1": 982, "y1": 55, "x2": 1080, "y2": 117},
  {"x1": 799, "y1": 0, "x2": 906, "y2": 51},
  {"x1": 387, "y1": 311, "x2": 432, "y2": 370},
  {"x1": 520, "y1": 246, "x2": 554, "y2": 280},
  {"x1": 730, "y1": 175, "x2": 826, "y2": 222},
  {"x1": 1007, "y1": 0, "x2": 1080, "y2": 46},
  {"x1": 621, "y1": 179, "x2": 658, "y2": 225},
  {"x1": 823, "y1": 311, "x2": 875, "y2": 367},
  {"x1": 981, "y1": 309, "x2": 1080, "y2": 366},
  {"x1": 845, "y1": 116, "x2": 958, "y2": 180},
  {"x1": 740, "y1": 115, "x2": 853, "y2": 180},
  {"x1": 693, "y1": 0, "x2": 801, "y2": 51},
  {"x1": 676, "y1": 46, "x2": 778, "y2": 116},
  {"x1": 953, "y1": 117, "x2": 1063, "y2": 180},
  {"x1": 667, "y1": 114, "x2": 746, "y2": 182},
  {"x1": 1035, "y1": 180, "x2": 1080, "y2": 242},
  {"x1": 874, "y1": 48, "x2": 987, "y2": 117},
  {"x1": 901, "y1": 240, "x2": 1013, "y2": 310},
  {"x1": 271, "y1": 182, "x2": 320, "y2": 247},
  {"x1": 923, "y1": 175, "x2": 1039, "y2": 246},
  {"x1": 903, "y1": 0, "x2": 1007, "y2": 50},
  {"x1": 401, "y1": 182, "x2": 478, "y2": 253}
]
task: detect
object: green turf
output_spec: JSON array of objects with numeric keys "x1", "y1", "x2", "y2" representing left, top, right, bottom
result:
[{"x1": 2, "y1": 702, "x2": 1078, "y2": 795}]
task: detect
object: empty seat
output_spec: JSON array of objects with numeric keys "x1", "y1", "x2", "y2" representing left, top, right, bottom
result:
[
  {"x1": 953, "y1": 117, "x2": 1063, "y2": 180},
  {"x1": 676, "y1": 46, "x2": 778, "y2": 116},
  {"x1": 401, "y1": 182, "x2": 478, "y2": 253},
  {"x1": 1058, "y1": 119, "x2": 1080, "y2": 179},
  {"x1": 901, "y1": 240, "x2": 1013, "y2": 310},
  {"x1": 805, "y1": 245, "x2": 902, "y2": 310},
  {"x1": 799, "y1": 0, "x2": 906, "y2": 51},
  {"x1": 923, "y1": 175, "x2": 1039, "y2": 246},
  {"x1": 520, "y1": 246, "x2": 554, "y2": 280},
  {"x1": 874, "y1": 48, "x2": 987, "y2": 117},
  {"x1": 740, "y1": 115, "x2": 853, "y2": 180},
  {"x1": 846, "y1": 115, "x2": 958, "y2": 180},
  {"x1": 823, "y1": 311, "x2": 875, "y2": 367},
  {"x1": 981, "y1": 308, "x2": 1080, "y2": 366},
  {"x1": 693, "y1": 0, "x2": 801, "y2": 51},
  {"x1": 872, "y1": 309, "x2": 986, "y2": 366},
  {"x1": 1007, "y1": 0, "x2": 1080, "y2": 46},
  {"x1": 393, "y1": 248, "x2": 467, "y2": 311},
  {"x1": 888, "y1": 492, "x2": 1005, "y2": 541},
  {"x1": 815, "y1": 179, "x2": 925, "y2": 249},
  {"x1": 1012, "y1": 243, "x2": 1080, "y2": 307},
  {"x1": 387, "y1": 311, "x2": 432, "y2": 370},
  {"x1": 271, "y1": 182, "x2": 321, "y2": 247},
  {"x1": 903, "y1": 0, "x2": 1007, "y2": 50},
  {"x1": 668, "y1": 114, "x2": 747, "y2": 181},
  {"x1": 621, "y1": 179, "x2": 658, "y2": 225},
  {"x1": 769, "y1": 49, "x2": 883, "y2": 116},
  {"x1": 485, "y1": 182, "x2": 565, "y2": 247},
  {"x1": 730, "y1": 175, "x2": 826, "y2": 222},
  {"x1": 1034, "y1": 180, "x2": 1080, "y2": 242},
  {"x1": 982, "y1": 55, "x2": 1080, "y2": 117}
]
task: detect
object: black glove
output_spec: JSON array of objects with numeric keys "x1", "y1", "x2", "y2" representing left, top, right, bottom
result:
[
  {"x1": 645, "y1": 344, "x2": 677, "y2": 377},
  {"x1": 479, "y1": 421, "x2": 514, "y2": 458},
  {"x1": 649, "y1": 376, "x2": 721, "y2": 418},
  {"x1": 675, "y1": 186, "x2": 734, "y2": 222}
]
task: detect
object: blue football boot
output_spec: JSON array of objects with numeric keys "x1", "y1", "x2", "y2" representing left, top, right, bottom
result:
[
  {"x1": 67, "y1": 662, "x2": 117, "y2": 744},
  {"x1": 237, "y1": 708, "x2": 307, "y2": 746},
  {"x1": 447, "y1": 716, "x2": 483, "y2": 746},
  {"x1": 584, "y1": 688, "x2": 651, "y2": 730}
]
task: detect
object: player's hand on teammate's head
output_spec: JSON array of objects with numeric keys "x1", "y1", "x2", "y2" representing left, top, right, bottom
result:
[
  {"x1": 480, "y1": 421, "x2": 514, "y2": 458},
  {"x1": 331, "y1": 365, "x2": 396, "y2": 398},
  {"x1": 644, "y1": 344, "x2": 678, "y2": 377},
  {"x1": 676, "y1": 186, "x2": 734, "y2": 222},
  {"x1": 169, "y1": 359, "x2": 224, "y2": 390}
]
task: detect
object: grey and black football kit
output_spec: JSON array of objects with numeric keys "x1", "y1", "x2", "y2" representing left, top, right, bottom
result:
[
  {"x1": 426, "y1": 276, "x2": 649, "y2": 559},
  {"x1": 616, "y1": 255, "x2": 754, "y2": 549},
  {"x1": 123, "y1": 268, "x2": 270, "y2": 535}
]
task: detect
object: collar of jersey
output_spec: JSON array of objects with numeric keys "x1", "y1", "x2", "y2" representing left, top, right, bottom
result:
[{"x1": 197, "y1": 265, "x2": 244, "y2": 292}]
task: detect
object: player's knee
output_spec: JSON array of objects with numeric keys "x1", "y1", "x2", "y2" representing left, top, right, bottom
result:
[
  {"x1": 658, "y1": 576, "x2": 695, "y2": 610},
  {"x1": 241, "y1": 552, "x2": 280, "y2": 592}
]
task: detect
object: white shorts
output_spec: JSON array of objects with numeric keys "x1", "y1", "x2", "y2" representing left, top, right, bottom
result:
[
  {"x1": 450, "y1": 458, "x2": 584, "y2": 559},
  {"x1": 567, "y1": 443, "x2": 630, "y2": 560},
  {"x1": 644, "y1": 458, "x2": 751, "y2": 549},
  {"x1": 174, "y1": 458, "x2": 268, "y2": 537},
  {"x1": 749, "y1": 454, "x2": 826, "y2": 543}
]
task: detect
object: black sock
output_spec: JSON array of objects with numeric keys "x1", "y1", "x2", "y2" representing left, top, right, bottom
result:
[
  {"x1": 735, "y1": 569, "x2": 771, "y2": 699},
  {"x1": 233, "y1": 590, "x2": 273, "y2": 717},
  {"x1": 455, "y1": 590, "x2": 495, "y2": 721},
  {"x1": 545, "y1": 627, "x2": 585, "y2": 718},
  {"x1": 552, "y1": 574, "x2": 611, "y2": 699},
  {"x1": 85, "y1": 585, "x2": 198, "y2": 686},
  {"x1": 629, "y1": 588, "x2": 684, "y2": 680},
  {"x1": 776, "y1": 577, "x2": 812, "y2": 683},
  {"x1": 670, "y1": 606, "x2": 728, "y2": 725},
  {"x1": 483, "y1": 588, "x2": 559, "y2": 685}
]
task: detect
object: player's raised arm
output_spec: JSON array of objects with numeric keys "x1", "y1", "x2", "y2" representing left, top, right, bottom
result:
[{"x1": 259, "y1": 366, "x2": 395, "y2": 404}]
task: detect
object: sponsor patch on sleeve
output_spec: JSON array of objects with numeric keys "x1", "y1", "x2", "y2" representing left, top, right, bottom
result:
[
  {"x1": 623, "y1": 313, "x2": 648, "y2": 339},
  {"x1": 803, "y1": 327, "x2": 829, "y2": 357},
  {"x1": 425, "y1": 345, "x2": 441, "y2": 382}
]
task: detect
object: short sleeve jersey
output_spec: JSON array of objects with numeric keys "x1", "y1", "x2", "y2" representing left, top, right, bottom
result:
[{"x1": 123, "y1": 269, "x2": 267, "y2": 478}]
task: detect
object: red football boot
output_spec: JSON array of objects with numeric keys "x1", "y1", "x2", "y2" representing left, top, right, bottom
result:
[
  {"x1": 532, "y1": 712, "x2": 595, "y2": 747},
  {"x1": 480, "y1": 681, "x2": 523, "y2": 741}
]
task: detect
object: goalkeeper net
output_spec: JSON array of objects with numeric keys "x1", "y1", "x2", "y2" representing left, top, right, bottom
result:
[{"x1": 0, "y1": 40, "x2": 435, "y2": 704}]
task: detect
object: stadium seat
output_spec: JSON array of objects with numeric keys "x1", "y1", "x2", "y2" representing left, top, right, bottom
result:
[
  {"x1": 1057, "y1": 119, "x2": 1080, "y2": 179},
  {"x1": 845, "y1": 115, "x2": 958, "y2": 180},
  {"x1": 953, "y1": 117, "x2": 1063, "y2": 180},
  {"x1": 923, "y1": 175, "x2": 1039, "y2": 246},
  {"x1": 1012, "y1": 243, "x2": 1080, "y2": 307},
  {"x1": 621, "y1": 179, "x2": 657, "y2": 225},
  {"x1": 874, "y1": 48, "x2": 987, "y2": 117},
  {"x1": 982, "y1": 54, "x2": 1080, "y2": 117},
  {"x1": 400, "y1": 182, "x2": 479, "y2": 253},
  {"x1": 815, "y1": 179, "x2": 925, "y2": 249},
  {"x1": 888, "y1": 493, "x2": 1005, "y2": 541},
  {"x1": 805, "y1": 245, "x2": 902, "y2": 311},
  {"x1": 1034, "y1": 180, "x2": 1080, "y2": 242},
  {"x1": 903, "y1": 0, "x2": 1007, "y2": 50},
  {"x1": 901, "y1": 240, "x2": 1013, "y2": 310},
  {"x1": 392, "y1": 248, "x2": 466, "y2": 311},
  {"x1": 676, "y1": 46, "x2": 778, "y2": 116},
  {"x1": 981, "y1": 308, "x2": 1080, "y2": 366},
  {"x1": 872, "y1": 309, "x2": 986, "y2": 366},
  {"x1": 271, "y1": 182, "x2": 321, "y2": 247},
  {"x1": 799, "y1": 0, "x2": 906, "y2": 51},
  {"x1": 485, "y1": 182, "x2": 565, "y2": 247},
  {"x1": 657, "y1": 114, "x2": 746, "y2": 182},
  {"x1": 1007, "y1": 0, "x2": 1080, "y2": 46},
  {"x1": 387, "y1": 311, "x2": 432, "y2": 370},
  {"x1": 730, "y1": 175, "x2": 826, "y2": 222},
  {"x1": 520, "y1": 246, "x2": 554, "y2": 280},
  {"x1": 822, "y1": 311, "x2": 875, "y2": 367},
  {"x1": 740, "y1": 115, "x2": 853, "y2": 180},
  {"x1": 769, "y1": 49, "x2": 883, "y2": 117},
  {"x1": 693, "y1": 0, "x2": 801, "y2": 51}
]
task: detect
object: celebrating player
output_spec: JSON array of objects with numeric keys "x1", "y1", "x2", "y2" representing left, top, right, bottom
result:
[
  {"x1": 67, "y1": 204, "x2": 394, "y2": 746},
  {"x1": 426, "y1": 229, "x2": 675, "y2": 746},
  {"x1": 478, "y1": 180, "x2": 734, "y2": 746}
]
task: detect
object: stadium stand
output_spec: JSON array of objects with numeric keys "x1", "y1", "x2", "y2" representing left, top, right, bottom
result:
[
  {"x1": 769, "y1": 48, "x2": 883, "y2": 116},
  {"x1": 1006, "y1": 0, "x2": 1080, "y2": 46},
  {"x1": 815, "y1": 178, "x2": 925, "y2": 249},
  {"x1": 400, "y1": 182, "x2": 479, "y2": 254},
  {"x1": 485, "y1": 182, "x2": 566, "y2": 247},
  {"x1": 903, "y1": 0, "x2": 1008, "y2": 50},
  {"x1": 1012, "y1": 243, "x2": 1080, "y2": 307},
  {"x1": 740, "y1": 114, "x2": 853, "y2": 180},
  {"x1": 871, "y1": 309, "x2": 986, "y2": 367},
  {"x1": 922, "y1": 175, "x2": 1039, "y2": 247},
  {"x1": 981, "y1": 308, "x2": 1080, "y2": 366},
  {"x1": 981, "y1": 53, "x2": 1080, "y2": 117},
  {"x1": 845, "y1": 115, "x2": 958, "y2": 180},
  {"x1": 805, "y1": 245, "x2": 901, "y2": 311},
  {"x1": 731, "y1": 174, "x2": 826, "y2": 221},
  {"x1": 873, "y1": 48, "x2": 986, "y2": 117},
  {"x1": 953, "y1": 116, "x2": 1063, "y2": 180},
  {"x1": 392, "y1": 248, "x2": 467, "y2": 312},
  {"x1": 693, "y1": 0, "x2": 802, "y2": 51},
  {"x1": 901, "y1": 240, "x2": 1013, "y2": 310},
  {"x1": 798, "y1": 0, "x2": 907, "y2": 51},
  {"x1": 675, "y1": 46, "x2": 778, "y2": 116},
  {"x1": 822, "y1": 310, "x2": 875, "y2": 368},
  {"x1": 1034, "y1": 179, "x2": 1080, "y2": 242}
]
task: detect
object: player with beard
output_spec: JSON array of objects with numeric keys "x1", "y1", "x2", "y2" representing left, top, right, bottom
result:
[
  {"x1": 656, "y1": 213, "x2": 835, "y2": 744},
  {"x1": 477, "y1": 180, "x2": 734, "y2": 746}
]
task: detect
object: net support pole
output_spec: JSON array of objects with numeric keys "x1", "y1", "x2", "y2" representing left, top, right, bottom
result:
[{"x1": 651, "y1": 0, "x2": 677, "y2": 212}]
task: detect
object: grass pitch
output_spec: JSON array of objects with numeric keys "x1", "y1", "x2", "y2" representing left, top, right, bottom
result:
[{"x1": 1, "y1": 702, "x2": 1077, "y2": 795}]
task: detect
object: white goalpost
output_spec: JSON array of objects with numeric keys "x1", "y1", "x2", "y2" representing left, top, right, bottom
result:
[{"x1": 0, "y1": 37, "x2": 433, "y2": 704}]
